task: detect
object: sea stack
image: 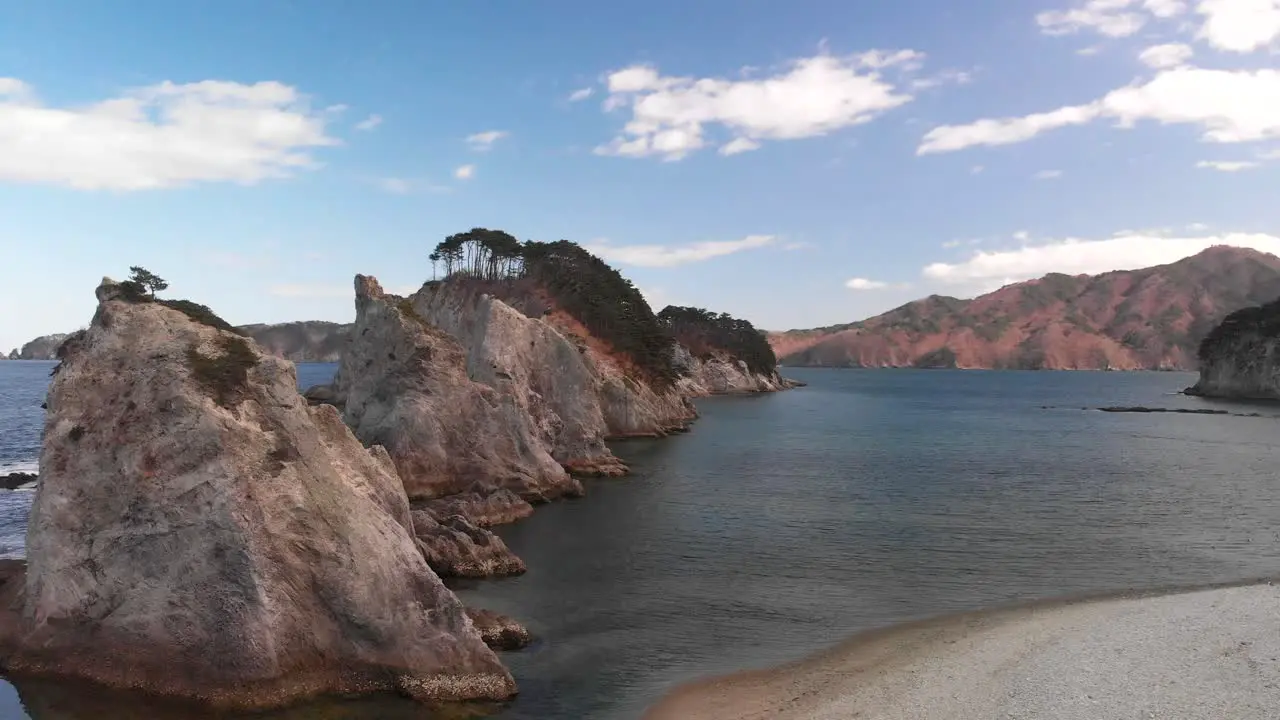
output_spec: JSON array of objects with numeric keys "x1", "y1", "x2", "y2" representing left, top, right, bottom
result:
[
  {"x1": 0, "y1": 279, "x2": 515, "y2": 710},
  {"x1": 1188, "y1": 298, "x2": 1280, "y2": 399}
]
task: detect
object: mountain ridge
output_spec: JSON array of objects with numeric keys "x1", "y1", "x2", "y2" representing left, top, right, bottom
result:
[{"x1": 770, "y1": 246, "x2": 1280, "y2": 371}]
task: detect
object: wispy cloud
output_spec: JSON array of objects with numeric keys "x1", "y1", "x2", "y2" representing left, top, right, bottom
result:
[
  {"x1": 845, "y1": 277, "x2": 890, "y2": 290},
  {"x1": 1196, "y1": 159, "x2": 1259, "y2": 171},
  {"x1": 583, "y1": 234, "x2": 776, "y2": 267},
  {"x1": 454, "y1": 164, "x2": 475, "y2": 180},
  {"x1": 355, "y1": 113, "x2": 383, "y2": 131},
  {"x1": 1034, "y1": 169, "x2": 1064, "y2": 180},
  {"x1": 466, "y1": 130, "x2": 509, "y2": 151},
  {"x1": 568, "y1": 87, "x2": 594, "y2": 102}
]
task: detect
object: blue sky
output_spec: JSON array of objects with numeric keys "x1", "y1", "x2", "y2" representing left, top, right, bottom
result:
[{"x1": 2, "y1": 0, "x2": 1279, "y2": 350}]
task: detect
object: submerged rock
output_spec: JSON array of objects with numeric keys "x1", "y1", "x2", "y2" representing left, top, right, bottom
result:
[
  {"x1": 0, "y1": 279, "x2": 515, "y2": 710},
  {"x1": 465, "y1": 608, "x2": 532, "y2": 651},
  {"x1": 412, "y1": 507, "x2": 527, "y2": 579},
  {"x1": 0, "y1": 473, "x2": 36, "y2": 491},
  {"x1": 1188, "y1": 298, "x2": 1280, "y2": 400},
  {"x1": 333, "y1": 276, "x2": 581, "y2": 507}
]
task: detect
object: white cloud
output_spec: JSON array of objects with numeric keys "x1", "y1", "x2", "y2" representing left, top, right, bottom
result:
[
  {"x1": 919, "y1": 67, "x2": 1280, "y2": 154},
  {"x1": 1077, "y1": 45, "x2": 1105, "y2": 55},
  {"x1": 845, "y1": 277, "x2": 890, "y2": 290},
  {"x1": 1196, "y1": 0, "x2": 1280, "y2": 52},
  {"x1": 0, "y1": 78, "x2": 337, "y2": 190},
  {"x1": 454, "y1": 164, "x2": 475, "y2": 180},
  {"x1": 1037, "y1": 0, "x2": 1188, "y2": 37},
  {"x1": 1037, "y1": 0, "x2": 1150, "y2": 37},
  {"x1": 1013, "y1": 230, "x2": 1032, "y2": 241},
  {"x1": 466, "y1": 130, "x2": 508, "y2": 151},
  {"x1": 594, "y1": 50, "x2": 922, "y2": 161},
  {"x1": 583, "y1": 234, "x2": 776, "y2": 267},
  {"x1": 569, "y1": 87, "x2": 594, "y2": 102},
  {"x1": 922, "y1": 231, "x2": 1280, "y2": 286},
  {"x1": 355, "y1": 113, "x2": 383, "y2": 131},
  {"x1": 1138, "y1": 42, "x2": 1195, "y2": 68},
  {"x1": 1196, "y1": 159, "x2": 1261, "y2": 170},
  {"x1": 971, "y1": 164, "x2": 985, "y2": 174},
  {"x1": 918, "y1": 105, "x2": 1099, "y2": 154},
  {"x1": 1146, "y1": 0, "x2": 1189, "y2": 18},
  {"x1": 1035, "y1": 169, "x2": 1065, "y2": 179},
  {"x1": 719, "y1": 137, "x2": 762, "y2": 155}
]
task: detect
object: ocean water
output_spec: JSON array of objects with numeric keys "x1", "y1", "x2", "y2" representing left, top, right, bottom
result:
[{"x1": 2, "y1": 365, "x2": 1280, "y2": 719}]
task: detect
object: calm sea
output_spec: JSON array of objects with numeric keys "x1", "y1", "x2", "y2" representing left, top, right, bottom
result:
[{"x1": 2, "y1": 364, "x2": 1280, "y2": 719}]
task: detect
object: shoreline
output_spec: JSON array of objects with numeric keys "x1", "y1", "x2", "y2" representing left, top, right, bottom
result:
[{"x1": 644, "y1": 575, "x2": 1280, "y2": 720}]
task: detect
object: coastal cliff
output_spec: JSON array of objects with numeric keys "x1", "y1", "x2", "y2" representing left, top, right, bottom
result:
[
  {"x1": 0, "y1": 279, "x2": 515, "y2": 710},
  {"x1": 10, "y1": 334, "x2": 69, "y2": 361},
  {"x1": 1187, "y1": 297, "x2": 1280, "y2": 399}
]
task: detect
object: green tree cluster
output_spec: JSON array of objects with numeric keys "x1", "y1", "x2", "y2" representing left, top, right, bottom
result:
[{"x1": 657, "y1": 305, "x2": 777, "y2": 376}]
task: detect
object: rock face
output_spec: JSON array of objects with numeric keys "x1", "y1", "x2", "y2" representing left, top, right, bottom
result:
[
  {"x1": 673, "y1": 345, "x2": 795, "y2": 396},
  {"x1": 772, "y1": 246, "x2": 1280, "y2": 370},
  {"x1": 0, "y1": 279, "x2": 515, "y2": 710},
  {"x1": 412, "y1": 507, "x2": 527, "y2": 578},
  {"x1": 13, "y1": 334, "x2": 69, "y2": 360},
  {"x1": 1187, "y1": 298, "x2": 1280, "y2": 399},
  {"x1": 238, "y1": 321, "x2": 352, "y2": 362},
  {"x1": 331, "y1": 275, "x2": 581, "y2": 504},
  {"x1": 465, "y1": 608, "x2": 532, "y2": 651},
  {"x1": 409, "y1": 281, "x2": 695, "y2": 475}
]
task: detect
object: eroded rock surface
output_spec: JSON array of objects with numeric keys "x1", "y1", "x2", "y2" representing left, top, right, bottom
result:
[
  {"x1": 409, "y1": 281, "x2": 697, "y2": 473},
  {"x1": 0, "y1": 279, "x2": 514, "y2": 710},
  {"x1": 332, "y1": 276, "x2": 581, "y2": 505}
]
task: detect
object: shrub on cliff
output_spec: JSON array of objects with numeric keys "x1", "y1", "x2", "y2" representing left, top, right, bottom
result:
[
  {"x1": 657, "y1": 305, "x2": 778, "y2": 376},
  {"x1": 187, "y1": 334, "x2": 258, "y2": 407}
]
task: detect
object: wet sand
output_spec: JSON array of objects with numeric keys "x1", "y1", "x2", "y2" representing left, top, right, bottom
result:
[{"x1": 645, "y1": 580, "x2": 1280, "y2": 720}]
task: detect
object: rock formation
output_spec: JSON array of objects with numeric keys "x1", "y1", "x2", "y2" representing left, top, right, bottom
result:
[
  {"x1": 0, "y1": 279, "x2": 515, "y2": 710},
  {"x1": 413, "y1": 507, "x2": 526, "y2": 578},
  {"x1": 12, "y1": 334, "x2": 69, "y2": 361},
  {"x1": 408, "y1": 280, "x2": 693, "y2": 475},
  {"x1": 331, "y1": 275, "x2": 581, "y2": 504},
  {"x1": 675, "y1": 347, "x2": 797, "y2": 396},
  {"x1": 465, "y1": 608, "x2": 533, "y2": 651},
  {"x1": 1187, "y1": 297, "x2": 1280, "y2": 399}
]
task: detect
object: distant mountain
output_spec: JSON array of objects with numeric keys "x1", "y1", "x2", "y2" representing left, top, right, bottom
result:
[
  {"x1": 771, "y1": 246, "x2": 1280, "y2": 371},
  {"x1": 237, "y1": 321, "x2": 352, "y2": 363},
  {"x1": 9, "y1": 323, "x2": 353, "y2": 363}
]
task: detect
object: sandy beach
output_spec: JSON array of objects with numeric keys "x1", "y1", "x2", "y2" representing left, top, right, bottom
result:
[{"x1": 645, "y1": 581, "x2": 1280, "y2": 720}]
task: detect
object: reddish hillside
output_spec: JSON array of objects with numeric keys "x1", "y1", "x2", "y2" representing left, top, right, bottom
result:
[{"x1": 770, "y1": 246, "x2": 1280, "y2": 370}]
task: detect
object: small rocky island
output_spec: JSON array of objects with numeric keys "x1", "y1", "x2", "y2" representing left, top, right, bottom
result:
[
  {"x1": 0, "y1": 230, "x2": 797, "y2": 712},
  {"x1": 1187, "y1": 297, "x2": 1280, "y2": 400}
]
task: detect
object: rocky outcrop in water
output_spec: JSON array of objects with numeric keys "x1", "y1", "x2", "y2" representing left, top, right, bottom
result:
[
  {"x1": 0, "y1": 279, "x2": 515, "y2": 710},
  {"x1": 465, "y1": 608, "x2": 533, "y2": 651},
  {"x1": 408, "y1": 281, "x2": 696, "y2": 476},
  {"x1": 1187, "y1": 297, "x2": 1280, "y2": 399},
  {"x1": 12, "y1": 334, "x2": 68, "y2": 361},
  {"x1": 673, "y1": 345, "x2": 797, "y2": 396},
  {"x1": 331, "y1": 276, "x2": 581, "y2": 504}
]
